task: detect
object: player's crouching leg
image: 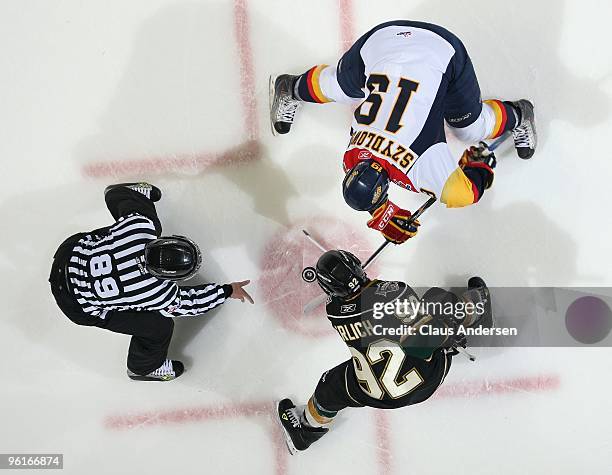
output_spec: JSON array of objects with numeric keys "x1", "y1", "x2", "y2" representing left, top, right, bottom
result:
[
  {"x1": 277, "y1": 362, "x2": 359, "y2": 454},
  {"x1": 449, "y1": 99, "x2": 518, "y2": 144},
  {"x1": 450, "y1": 99, "x2": 537, "y2": 159},
  {"x1": 277, "y1": 398, "x2": 329, "y2": 455},
  {"x1": 270, "y1": 64, "x2": 359, "y2": 135},
  {"x1": 270, "y1": 65, "x2": 334, "y2": 135}
]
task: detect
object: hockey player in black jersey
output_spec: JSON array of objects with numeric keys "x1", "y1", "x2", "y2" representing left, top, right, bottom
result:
[
  {"x1": 277, "y1": 249, "x2": 491, "y2": 453},
  {"x1": 49, "y1": 183, "x2": 253, "y2": 381}
]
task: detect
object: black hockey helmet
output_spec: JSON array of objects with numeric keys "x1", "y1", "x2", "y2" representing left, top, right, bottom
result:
[
  {"x1": 144, "y1": 235, "x2": 202, "y2": 281},
  {"x1": 342, "y1": 159, "x2": 389, "y2": 211},
  {"x1": 315, "y1": 250, "x2": 368, "y2": 298}
]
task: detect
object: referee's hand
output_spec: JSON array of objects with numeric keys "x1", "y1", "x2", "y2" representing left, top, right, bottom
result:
[{"x1": 230, "y1": 280, "x2": 254, "y2": 304}]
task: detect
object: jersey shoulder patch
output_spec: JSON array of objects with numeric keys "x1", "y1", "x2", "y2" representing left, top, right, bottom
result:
[
  {"x1": 326, "y1": 280, "x2": 409, "y2": 319},
  {"x1": 372, "y1": 280, "x2": 406, "y2": 298}
]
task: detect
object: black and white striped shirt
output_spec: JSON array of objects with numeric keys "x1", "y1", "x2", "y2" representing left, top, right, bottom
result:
[{"x1": 66, "y1": 213, "x2": 228, "y2": 319}]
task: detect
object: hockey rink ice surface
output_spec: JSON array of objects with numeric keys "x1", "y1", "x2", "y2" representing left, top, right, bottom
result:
[{"x1": 1, "y1": 1, "x2": 612, "y2": 474}]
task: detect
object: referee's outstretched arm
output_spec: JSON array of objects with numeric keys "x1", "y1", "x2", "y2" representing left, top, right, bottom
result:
[
  {"x1": 159, "y1": 280, "x2": 254, "y2": 317},
  {"x1": 159, "y1": 284, "x2": 231, "y2": 317}
]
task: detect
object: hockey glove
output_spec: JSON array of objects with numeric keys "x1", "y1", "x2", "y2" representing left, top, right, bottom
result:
[
  {"x1": 459, "y1": 144, "x2": 496, "y2": 189},
  {"x1": 367, "y1": 200, "x2": 420, "y2": 244}
]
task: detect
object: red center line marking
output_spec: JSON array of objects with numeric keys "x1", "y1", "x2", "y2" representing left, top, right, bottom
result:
[
  {"x1": 372, "y1": 374, "x2": 561, "y2": 475},
  {"x1": 82, "y1": 139, "x2": 261, "y2": 178},
  {"x1": 82, "y1": 150, "x2": 216, "y2": 178},
  {"x1": 81, "y1": 0, "x2": 259, "y2": 178},
  {"x1": 270, "y1": 413, "x2": 289, "y2": 475},
  {"x1": 105, "y1": 401, "x2": 288, "y2": 474},
  {"x1": 432, "y1": 373, "x2": 560, "y2": 399},
  {"x1": 105, "y1": 401, "x2": 268, "y2": 429},
  {"x1": 374, "y1": 411, "x2": 392, "y2": 475},
  {"x1": 338, "y1": 0, "x2": 355, "y2": 53},
  {"x1": 102, "y1": 375, "x2": 559, "y2": 475},
  {"x1": 233, "y1": 0, "x2": 259, "y2": 141},
  {"x1": 104, "y1": 374, "x2": 560, "y2": 431}
]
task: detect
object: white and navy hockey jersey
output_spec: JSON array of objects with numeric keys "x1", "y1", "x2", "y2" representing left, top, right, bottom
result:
[{"x1": 303, "y1": 21, "x2": 505, "y2": 207}]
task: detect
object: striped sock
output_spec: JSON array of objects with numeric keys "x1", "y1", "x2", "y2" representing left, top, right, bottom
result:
[
  {"x1": 302, "y1": 396, "x2": 337, "y2": 428},
  {"x1": 294, "y1": 65, "x2": 332, "y2": 103},
  {"x1": 484, "y1": 99, "x2": 518, "y2": 139}
]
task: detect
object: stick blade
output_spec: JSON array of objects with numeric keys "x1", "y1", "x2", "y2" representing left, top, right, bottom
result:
[{"x1": 303, "y1": 294, "x2": 327, "y2": 315}]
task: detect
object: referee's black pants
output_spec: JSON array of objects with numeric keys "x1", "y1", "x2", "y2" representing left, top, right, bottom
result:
[{"x1": 49, "y1": 234, "x2": 174, "y2": 375}]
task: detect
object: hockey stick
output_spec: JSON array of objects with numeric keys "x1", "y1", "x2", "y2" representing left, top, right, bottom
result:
[
  {"x1": 359, "y1": 127, "x2": 512, "y2": 271},
  {"x1": 456, "y1": 346, "x2": 476, "y2": 361},
  {"x1": 361, "y1": 195, "x2": 437, "y2": 270},
  {"x1": 302, "y1": 195, "x2": 437, "y2": 315},
  {"x1": 302, "y1": 229, "x2": 327, "y2": 252},
  {"x1": 486, "y1": 131, "x2": 512, "y2": 152},
  {"x1": 301, "y1": 133, "x2": 511, "y2": 315}
]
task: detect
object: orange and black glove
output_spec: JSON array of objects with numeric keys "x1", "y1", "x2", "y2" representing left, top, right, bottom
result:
[
  {"x1": 459, "y1": 144, "x2": 496, "y2": 190},
  {"x1": 367, "y1": 200, "x2": 420, "y2": 244}
]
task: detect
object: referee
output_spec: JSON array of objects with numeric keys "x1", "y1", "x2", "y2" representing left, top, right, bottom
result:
[{"x1": 49, "y1": 183, "x2": 253, "y2": 381}]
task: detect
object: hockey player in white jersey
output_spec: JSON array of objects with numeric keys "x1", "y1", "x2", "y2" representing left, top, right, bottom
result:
[
  {"x1": 49, "y1": 183, "x2": 253, "y2": 381},
  {"x1": 271, "y1": 20, "x2": 537, "y2": 245}
]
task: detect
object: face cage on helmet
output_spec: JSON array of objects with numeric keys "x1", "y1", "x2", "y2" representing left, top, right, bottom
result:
[{"x1": 145, "y1": 235, "x2": 202, "y2": 281}]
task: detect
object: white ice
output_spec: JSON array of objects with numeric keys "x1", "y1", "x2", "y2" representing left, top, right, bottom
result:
[{"x1": 1, "y1": 0, "x2": 611, "y2": 474}]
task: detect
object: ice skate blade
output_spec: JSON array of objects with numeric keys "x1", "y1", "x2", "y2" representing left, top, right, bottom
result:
[
  {"x1": 269, "y1": 75, "x2": 279, "y2": 137},
  {"x1": 127, "y1": 373, "x2": 176, "y2": 382}
]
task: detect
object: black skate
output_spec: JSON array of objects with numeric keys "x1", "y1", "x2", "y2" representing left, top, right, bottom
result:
[
  {"x1": 509, "y1": 100, "x2": 537, "y2": 159},
  {"x1": 269, "y1": 75, "x2": 301, "y2": 136},
  {"x1": 277, "y1": 399, "x2": 328, "y2": 454},
  {"x1": 105, "y1": 182, "x2": 162, "y2": 202},
  {"x1": 127, "y1": 359, "x2": 184, "y2": 381}
]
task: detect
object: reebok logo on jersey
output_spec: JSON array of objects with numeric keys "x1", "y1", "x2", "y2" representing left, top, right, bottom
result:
[{"x1": 340, "y1": 304, "x2": 357, "y2": 313}]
